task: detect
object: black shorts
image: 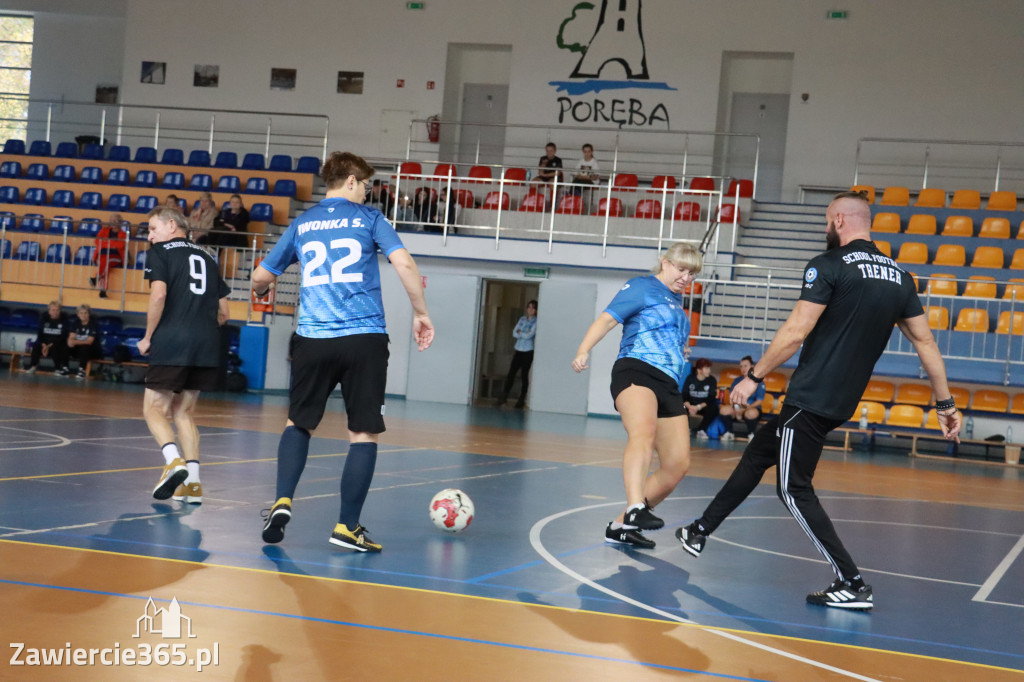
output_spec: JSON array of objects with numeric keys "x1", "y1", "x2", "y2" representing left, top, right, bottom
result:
[
  {"x1": 610, "y1": 357, "x2": 686, "y2": 419},
  {"x1": 289, "y1": 333, "x2": 389, "y2": 433},
  {"x1": 145, "y1": 365, "x2": 219, "y2": 393}
]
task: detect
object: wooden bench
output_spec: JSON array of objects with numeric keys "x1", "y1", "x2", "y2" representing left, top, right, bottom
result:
[
  {"x1": 833, "y1": 425, "x2": 1021, "y2": 465},
  {"x1": 2, "y1": 350, "x2": 26, "y2": 372},
  {"x1": 84, "y1": 357, "x2": 147, "y2": 380}
]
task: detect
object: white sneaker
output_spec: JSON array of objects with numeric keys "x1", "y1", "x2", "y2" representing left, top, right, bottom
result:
[
  {"x1": 721, "y1": 432, "x2": 735, "y2": 442},
  {"x1": 695, "y1": 430, "x2": 709, "y2": 441}
]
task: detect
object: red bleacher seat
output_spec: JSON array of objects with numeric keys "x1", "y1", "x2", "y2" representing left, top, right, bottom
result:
[
  {"x1": 634, "y1": 199, "x2": 662, "y2": 219},
  {"x1": 594, "y1": 197, "x2": 624, "y2": 217},
  {"x1": 674, "y1": 201, "x2": 700, "y2": 221}
]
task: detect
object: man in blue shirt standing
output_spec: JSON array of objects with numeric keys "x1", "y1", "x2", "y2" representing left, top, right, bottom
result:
[
  {"x1": 253, "y1": 151, "x2": 434, "y2": 553},
  {"x1": 499, "y1": 300, "x2": 537, "y2": 409}
]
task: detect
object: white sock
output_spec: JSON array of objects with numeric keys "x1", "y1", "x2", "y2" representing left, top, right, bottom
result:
[
  {"x1": 610, "y1": 521, "x2": 624, "y2": 530},
  {"x1": 161, "y1": 443, "x2": 181, "y2": 465},
  {"x1": 627, "y1": 502, "x2": 646, "y2": 512},
  {"x1": 185, "y1": 460, "x2": 200, "y2": 483}
]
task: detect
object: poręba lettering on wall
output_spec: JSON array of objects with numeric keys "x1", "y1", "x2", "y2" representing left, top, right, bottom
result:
[{"x1": 550, "y1": 0, "x2": 674, "y2": 128}]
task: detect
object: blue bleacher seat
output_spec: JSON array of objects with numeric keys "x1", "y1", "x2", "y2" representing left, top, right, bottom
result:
[
  {"x1": 214, "y1": 151, "x2": 237, "y2": 168},
  {"x1": 107, "y1": 194, "x2": 130, "y2": 212},
  {"x1": 73, "y1": 245, "x2": 94, "y2": 265},
  {"x1": 9, "y1": 308, "x2": 39, "y2": 329},
  {"x1": 107, "y1": 168, "x2": 129, "y2": 185},
  {"x1": 51, "y1": 190, "x2": 75, "y2": 208},
  {"x1": 161, "y1": 171, "x2": 184, "y2": 190},
  {"x1": 134, "y1": 170, "x2": 157, "y2": 187},
  {"x1": 26, "y1": 163, "x2": 48, "y2": 181},
  {"x1": 242, "y1": 153, "x2": 266, "y2": 170},
  {"x1": 216, "y1": 175, "x2": 240, "y2": 192},
  {"x1": 269, "y1": 154, "x2": 292, "y2": 172},
  {"x1": 249, "y1": 203, "x2": 273, "y2": 222},
  {"x1": 49, "y1": 216, "x2": 73, "y2": 234},
  {"x1": 80, "y1": 167, "x2": 102, "y2": 184},
  {"x1": 96, "y1": 315, "x2": 122, "y2": 334},
  {"x1": 245, "y1": 177, "x2": 269, "y2": 195},
  {"x1": 134, "y1": 195, "x2": 157, "y2": 213},
  {"x1": 160, "y1": 148, "x2": 184, "y2": 165},
  {"x1": 28, "y1": 140, "x2": 51, "y2": 156},
  {"x1": 134, "y1": 250, "x2": 148, "y2": 269},
  {"x1": 296, "y1": 156, "x2": 321, "y2": 174},
  {"x1": 187, "y1": 150, "x2": 211, "y2": 167},
  {"x1": 135, "y1": 147, "x2": 157, "y2": 164},
  {"x1": 13, "y1": 240, "x2": 39, "y2": 260},
  {"x1": 79, "y1": 192, "x2": 103, "y2": 211},
  {"x1": 3, "y1": 139, "x2": 25, "y2": 155},
  {"x1": 77, "y1": 218, "x2": 101, "y2": 236},
  {"x1": 0, "y1": 211, "x2": 14, "y2": 231},
  {"x1": 272, "y1": 179, "x2": 297, "y2": 196},
  {"x1": 44, "y1": 243, "x2": 70, "y2": 263},
  {"x1": 81, "y1": 143, "x2": 104, "y2": 160},
  {"x1": 189, "y1": 173, "x2": 212, "y2": 190},
  {"x1": 108, "y1": 145, "x2": 131, "y2": 162},
  {"x1": 0, "y1": 186, "x2": 19, "y2": 203},
  {"x1": 55, "y1": 142, "x2": 78, "y2": 158},
  {"x1": 0, "y1": 161, "x2": 21, "y2": 178},
  {"x1": 24, "y1": 188, "x2": 47, "y2": 205},
  {"x1": 20, "y1": 214, "x2": 43, "y2": 232},
  {"x1": 0, "y1": 238, "x2": 10, "y2": 258},
  {"x1": 53, "y1": 164, "x2": 75, "y2": 182}
]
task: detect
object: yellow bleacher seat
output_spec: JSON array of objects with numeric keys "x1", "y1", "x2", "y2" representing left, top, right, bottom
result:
[
  {"x1": 871, "y1": 212, "x2": 900, "y2": 233},
  {"x1": 953, "y1": 308, "x2": 990, "y2": 332},
  {"x1": 970, "y1": 246, "x2": 1004, "y2": 269},
  {"x1": 933, "y1": 244, "x2": 966, "y2": 266},
  {"x1": 925, "y1": 305, "x2": 949, "y2": 330},
  {"x1": 879, "y1": 186, "x2": 910, "y2": 206},
  {"x1": 908, "y1": 271, "x2": 920, "y2": 291},
  {"x1": 906, "y1": 214, "x2": 937, "y2": 235},
  {"x1": 875, "y1": 240, "x2": 892, "y2": 257},
  {"x1": 886, "y1": 404, "x2": 925, "y2": 428},
  {"x1": 761, "y1": 394, "x2": 775, "y2": 414},
  {"x1": 855, "y1": 401, "x2": 886, "y2": 424},
  {"x1": 979, "y1": 217, "x2": 1011, "y2": 239},
  {"x1": 963, "y1": 276, "x2": 996, "y2": 298},
  {"x1": 763, "y1": 372, "x2": 787, "y2": 393},
  {"x1": 941, "y1": 215, "x2": 973, "y2": 237},
  {"x1": 862, "y1": 380, "x2": 895, "y2": 402},
  {"x1": 950, "y1": 189, "x2": 981, "y2": 210},
  {"x1": 972, "y1": 389, "x2": 1009, "y2": 413},
  {"x1": 950, "y1": 386, "x2": 970, "y2": 407},
  {"x1": 850, "y1": 185, "x2": 875, "y2": 203},
  {"x1": 1003, "y1": 279, "x2": 1024, "y2": 300},
  {"x1": 1011, "y1": 394, "x2": 1024, "y2": 415},
  {"x1": 895, "y1": 383, "x2": 932, "y2": 406},
  {"x1": 720, "y1": 367, "x2": 742, "y2": 386},
  {"x1": 924, "y1": 274, "x2": 957, "y2": 296},
  {"x1": 986, "y1": 191, "x2": 1018, "y2": 212},
  {"x1": 925, "y1": 409, "x2": 941, "y2": 430},
  {"x1": 896, "y1": 242, "x2": 928, "y2": 264},
  {"x1": 914, "y1": 188, "x2": 946, "y2": 208},
  {"x1": 996, "y1": 311, "x2": 1024, "y2": 335}
]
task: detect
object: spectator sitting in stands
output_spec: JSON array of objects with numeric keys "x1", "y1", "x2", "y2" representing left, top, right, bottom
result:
[
  {"x1": 67, "y1": 303, "x2": 102, "y2": 379},
  {"x1": 366, "y1": 180, "x2": 395, "y2": 218},
  {"x1": 571, "y1": 143, "x2": 600, "y2": 189},
  {"x1": 165, "y1": 194, "x2": 184, "y2": 211},
  {"x1": 533, "y1": 142, "x2": 564, "y2": 185},
  {"x1": 26, "y1": 300, "x2": 70, "y2": 376},
  {"x1": 410, "y1": 187, "x2": 438, "y2": 230},
  {"x1": 190, "y1": 191, "x2": 217, "y2": 245},
  {"x1": 394, "y1": 194, "x2": 414, "y2": 230},
  {"x1": 91, "y1": 212, "x2": 127, "y2": 299},
  {"x1": 218, "y1": 193, "x2": 250, "y2": 248}
]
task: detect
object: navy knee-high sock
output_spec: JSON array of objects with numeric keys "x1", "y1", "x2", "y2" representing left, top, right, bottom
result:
[
  {"x1": 339, "y1": 442, "x2": 378, "y2": 528},
  {"x1": 276, "y1": 425, "x2": 311, "y2": 500}
]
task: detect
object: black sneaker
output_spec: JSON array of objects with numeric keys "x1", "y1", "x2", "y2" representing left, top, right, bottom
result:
[
  {"x1": 675, "y1": 523, "x2": 706, "y2": 557},
  {"x1": 605, "y1": 523, "x2": 655, "y2": 549},
  {"x1": 261, "y1": 498, "x2": 292, "y2": 544},
  {"x1": 623, "y1": 502, "x2": 664, "y2": 530},
  {"x1": 89, "y1": 277, "x2": 97, "y2": 286},
  {"x1": 806, "y1": 579, "x2": 874, "y2": 610},
  {"x1": 329, "y1": 523, "x2": 382, "y2": 552},
  {"x1": 55, "y1": 367, "x2": 70, "y2": 377}
]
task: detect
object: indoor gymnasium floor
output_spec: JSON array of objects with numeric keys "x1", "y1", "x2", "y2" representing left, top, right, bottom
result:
[{"x1": 1, "y1": 373, "x2": 1022, "y2": 681}]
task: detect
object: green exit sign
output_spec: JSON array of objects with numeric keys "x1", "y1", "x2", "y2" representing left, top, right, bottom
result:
[
  {"x1": 523, "y1": 266, "x2": 550, "y2": 279},
  {"x1": 406, "y1": 2, "x2": 425, "y2": 9},
  {"x1": 826, "y1": 9, "x2": 849, "y2": 19}
]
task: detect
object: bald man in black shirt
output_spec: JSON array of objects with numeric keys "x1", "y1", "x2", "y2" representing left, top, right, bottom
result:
[{"x1": 676, "y1": 191, "x2": 962, "y2": 610}]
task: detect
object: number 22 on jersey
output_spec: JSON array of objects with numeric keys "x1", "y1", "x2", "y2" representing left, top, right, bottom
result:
[{"x1": 301, "y1": 238, "x2": 364, "y2": 286}]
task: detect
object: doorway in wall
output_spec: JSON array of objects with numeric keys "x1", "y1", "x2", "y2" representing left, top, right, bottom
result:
[{"x1": 474, "y1": 279, "x2": 539, "y2": 406}]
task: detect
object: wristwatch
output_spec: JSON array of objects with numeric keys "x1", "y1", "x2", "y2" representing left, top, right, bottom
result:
[{"x1": 747, "y1": 369, "x2": 763, "y2": 383}]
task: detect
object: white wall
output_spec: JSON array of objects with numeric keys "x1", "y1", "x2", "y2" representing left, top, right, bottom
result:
[{"x1": 17, "y1": 0, "x2": 1023, "y2": 200}]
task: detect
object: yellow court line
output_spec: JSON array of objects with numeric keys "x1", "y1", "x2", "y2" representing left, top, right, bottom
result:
[{"x1": 0, "y1": 538, "x2": 1017, "y2": 675}]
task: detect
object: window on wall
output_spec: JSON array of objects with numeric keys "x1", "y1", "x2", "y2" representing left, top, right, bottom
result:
[{"x1": 0, "y1": 15, "x2": 32, "y2": 143}]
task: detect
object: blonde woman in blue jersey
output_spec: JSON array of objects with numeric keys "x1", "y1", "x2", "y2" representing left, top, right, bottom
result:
[
  {"x1": 572, "y1": 242, "x2": 703, "y2": 548},
  {"x1": 253, "y1": 151, "x2": 434, "y2": 553}
]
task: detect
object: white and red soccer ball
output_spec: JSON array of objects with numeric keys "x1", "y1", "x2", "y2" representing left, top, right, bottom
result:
[{"x1": 429, "y1": 489, "x2": 474, "y2": 533}]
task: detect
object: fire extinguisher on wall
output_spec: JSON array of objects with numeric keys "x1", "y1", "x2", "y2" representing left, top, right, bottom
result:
[{"x1": 426, "y1": 115, "x2": 440, "y2": 144}]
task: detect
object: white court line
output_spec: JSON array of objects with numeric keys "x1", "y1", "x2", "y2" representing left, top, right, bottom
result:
[
  {"x1": 0, "y1": 427, "x2": 71, "y2": 450},
  {"x1": 972, "y1": 532, "x2": 1024, "y2": 606},
  {"x1": 530, "y1": 500, "x2": 882, "y2": 682}
]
